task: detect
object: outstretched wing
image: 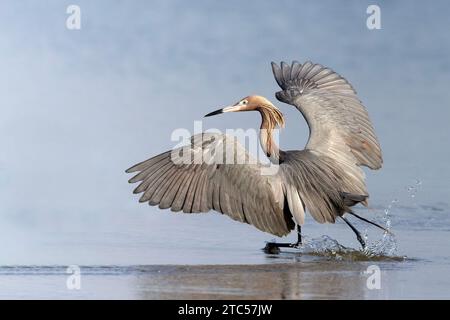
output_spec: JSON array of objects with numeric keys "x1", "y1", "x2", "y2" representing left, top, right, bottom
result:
[
  {"x1": 271, "y1": 61, "x2": 382, "y2": 170},
  {"x1": 126, "y1": 133, "x2": 295, "y2": 237}
]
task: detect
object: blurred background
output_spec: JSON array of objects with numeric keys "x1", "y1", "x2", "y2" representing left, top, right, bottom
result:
[{"x1": 0, "y1": 0, "x2": 449, "y2": 265}]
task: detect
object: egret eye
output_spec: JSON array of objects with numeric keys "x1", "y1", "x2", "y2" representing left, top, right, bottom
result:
[{"x1": 240, "y1": 100, "x2": 248, "y2": 105}]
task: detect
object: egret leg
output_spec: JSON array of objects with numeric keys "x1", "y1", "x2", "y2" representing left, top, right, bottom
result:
[
  {"x1": 263, "y1": 225, "x2": 302, "y2": 254},
  {"x1": 340, "y1": 216, "x2": 366, "y2": 249},
  {"x1": 297, "y1": 225, "x2": 302, "y2": 245}
]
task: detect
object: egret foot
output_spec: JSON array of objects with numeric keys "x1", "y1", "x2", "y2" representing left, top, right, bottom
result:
[
  {"x1": 263, "y1": 242, "x2": 301, "y2": 254},
  {"x1": 263, "y1": 225, "x2": 302, "y2": 254}
]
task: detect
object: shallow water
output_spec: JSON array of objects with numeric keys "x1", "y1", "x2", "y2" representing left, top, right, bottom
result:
[
  {"x1": 0, "y1": 262, "x2": 410, "y2": 299},
  {"x1": 1, "y1": 200, "x2": 450, "y2": 299}
]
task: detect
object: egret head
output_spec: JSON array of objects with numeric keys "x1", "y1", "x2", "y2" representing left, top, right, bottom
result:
[{"x1": 204, "y1": 95, "x2": 285, "y2": 128}]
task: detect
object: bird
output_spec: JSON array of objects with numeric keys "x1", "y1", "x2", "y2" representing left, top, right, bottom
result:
[{"x1": 126, "y1": 60, "x2": 387, "y2": 253}]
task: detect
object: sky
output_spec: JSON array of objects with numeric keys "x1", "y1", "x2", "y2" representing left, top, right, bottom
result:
[{"x1": 0, "y1": 0, "x2": 449, "y2": 264}]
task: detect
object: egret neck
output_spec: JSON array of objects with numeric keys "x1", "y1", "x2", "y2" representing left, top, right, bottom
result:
[{"x1": 257, "y1": 102, "x2": 285, "y2": 164}]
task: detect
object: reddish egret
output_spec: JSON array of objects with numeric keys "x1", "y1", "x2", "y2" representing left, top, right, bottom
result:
[{"x1": 126, "y1": 61, "x2": 386, "y2": 252}]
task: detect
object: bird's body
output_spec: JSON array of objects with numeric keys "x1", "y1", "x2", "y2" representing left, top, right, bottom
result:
[{"x1": 126, "y1": 61, "x2": 385, "y2": 249}]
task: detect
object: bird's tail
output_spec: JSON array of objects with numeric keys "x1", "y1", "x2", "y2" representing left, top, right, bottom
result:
[{"x1": 341, "y1": 192, "x2": 368, "y2": 207}]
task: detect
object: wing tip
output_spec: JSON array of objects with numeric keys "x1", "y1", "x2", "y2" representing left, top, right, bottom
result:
[
  {"x1": 270, "y1": 59, "x2": 356, "y2": 94},
  {"x1": 271, "y1": 61, "x2": 284, "y2": 89},
  {"x1": 128, "y1": 177, "x2": 138, "y2": 183}
]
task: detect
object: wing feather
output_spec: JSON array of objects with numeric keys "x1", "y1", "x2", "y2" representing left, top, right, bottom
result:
[
  {"x1": 271, "y1": 61, "x2": 382, "y2": 216},
  {"x1": 271, "y1": 60, "x2": 382, "y2": 170},
  {"x1": 159, "y1": 168, "x2": 186, "y2": 209},
  {"x1": 182, "y1": 166, "x2": 202, "y2": 213},
  {"x1": 138, "y1": 161, "x2": 174, "y2": 202},
  {"x1": 149, "y1": 166, "x2": 179, "y2": 205},
  {"x1": 126, "y1": 152, "x2": 170, "y2": 174},
  {"x1": 126, "y1": 133, "x2": 294, "y2": 237},
  {"x1": 171, "y1": 167, "x2": 196, "y2": 212}
]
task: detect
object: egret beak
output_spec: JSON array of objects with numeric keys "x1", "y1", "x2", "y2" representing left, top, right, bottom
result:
[{"x1": 204, "y1": 105, "x2": 243, "y2": 117}]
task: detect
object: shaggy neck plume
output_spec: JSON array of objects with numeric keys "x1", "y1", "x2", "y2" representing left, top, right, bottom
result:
[{"x1": 257, "y1": 103, "x2": 285, "y2": 164}]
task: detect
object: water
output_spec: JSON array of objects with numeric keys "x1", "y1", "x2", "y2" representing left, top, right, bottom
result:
[
  {"x1": 1, "y1": 192, "x2": 449, "y2": 299},
  {"x1": 1, "y1": 1, "x2": 450, "y2": 299}
]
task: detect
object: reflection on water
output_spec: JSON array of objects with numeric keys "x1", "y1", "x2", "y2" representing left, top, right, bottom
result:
[
  {"x1": 0, "y1": 262, "x2": 378, "y2": 299},
  {"x1": 134, "y1": 263, "x2": 369, "y2": 299},
  {"x1": 0, "y1": 237, "x2": 410, "y2": 300}
]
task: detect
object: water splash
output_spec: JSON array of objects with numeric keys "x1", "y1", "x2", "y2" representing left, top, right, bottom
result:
[
  {"x1": 358, "y1": 198, "x2": 399, "y2": 257},
  {"x1": 364, "y1": 198, "x2": 400, "y2": 256},
  {"x1": 266, "y1": 212, "x2": 400, "y2": 260},
  {"x1": 301, "y1": 235, "x2": 349, "y2": 257},
  {"x1": 406, "y1": 179, "x2": 422, "y2": 200},
  {"x1": 363, "y1": 232, "x2": 397, "y2": 257},
  {"x1": 276, "y1": 235, "x2": 404, "y2": 261},
  {"x1": 359, "y1": 179, "x2": 422, "y2": 258},
  {"x1": 267, "y1": 179, "x2": 421, "y2": 261}
]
